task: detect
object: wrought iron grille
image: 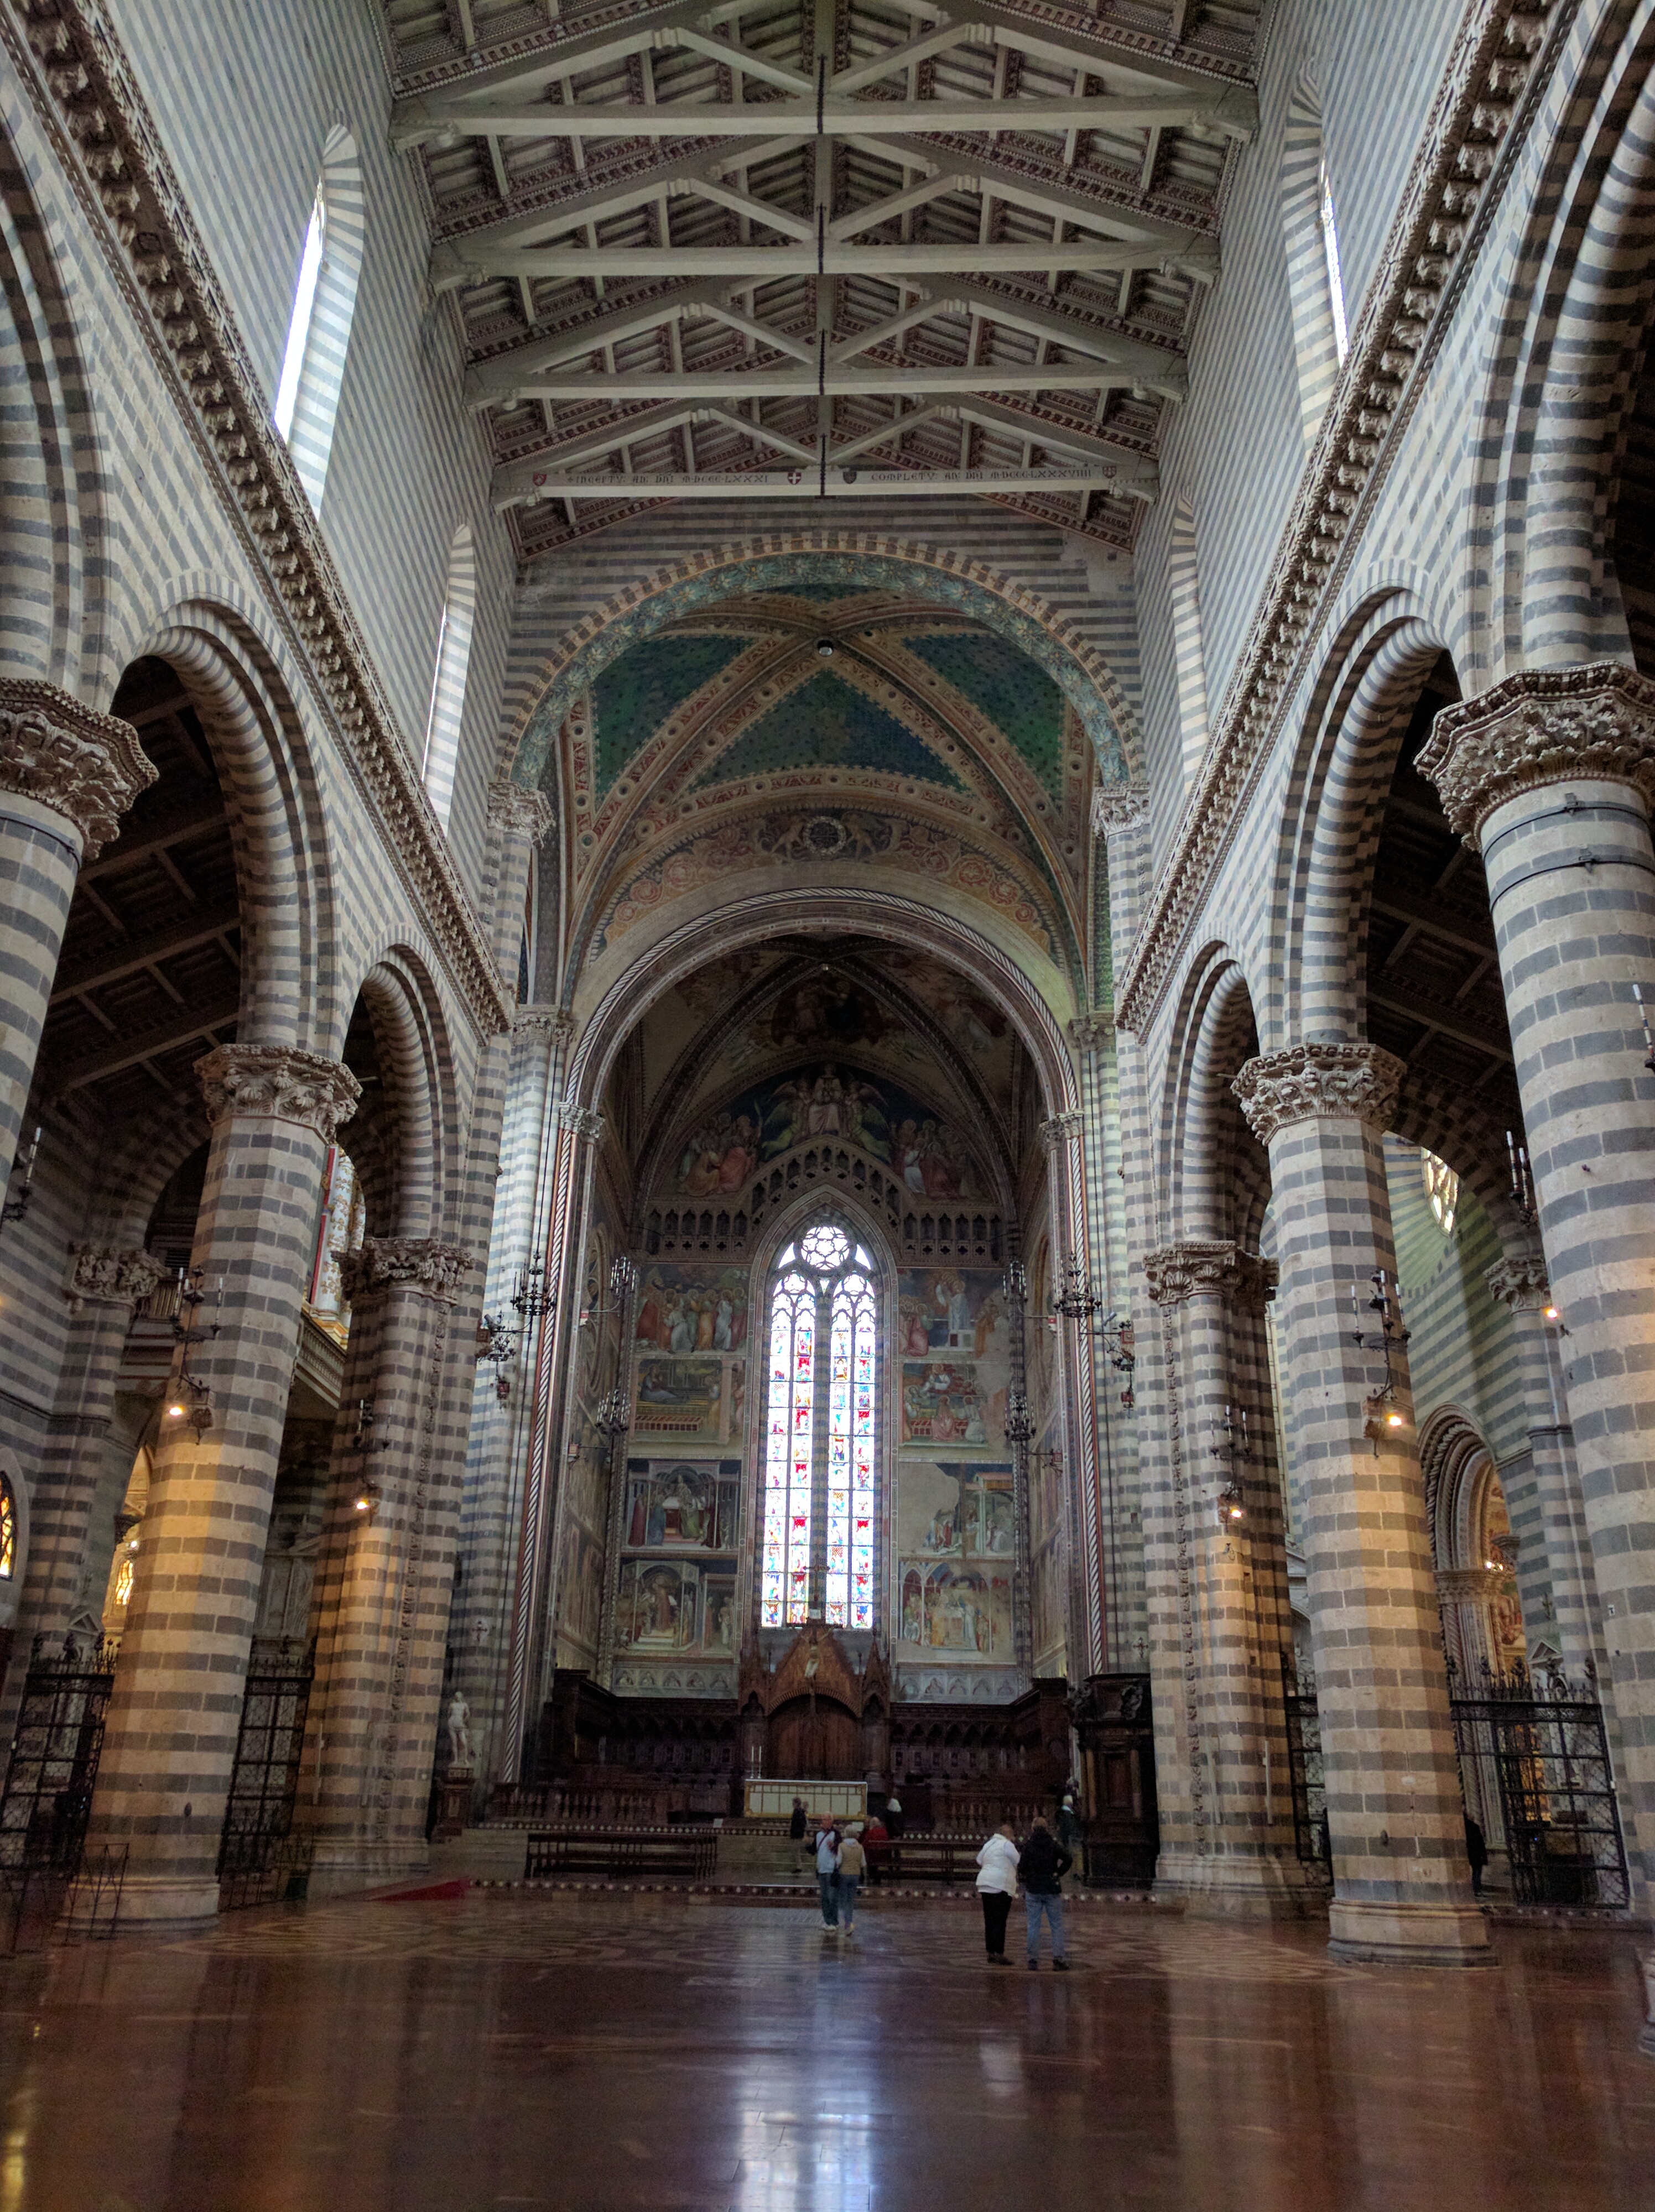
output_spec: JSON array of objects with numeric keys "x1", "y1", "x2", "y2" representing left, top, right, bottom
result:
[
  {"x1": 1280, "y1": 1651, "x2": 1330, "y2": 1872},
  {"x1": 0, "y1": 1635, "x2": 117, "y2": 1875},
  {"x1": 1448, "y1": 1660, "x2": 1629, "y2": 1910},
  {"x1": 217, "y1": 1637, "x2": 314, "y2": 1904}
]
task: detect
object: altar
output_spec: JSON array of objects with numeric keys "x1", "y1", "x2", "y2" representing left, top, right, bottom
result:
[{"x1": 744, "y1": 1778, "x2": 867, "y2": 1820}]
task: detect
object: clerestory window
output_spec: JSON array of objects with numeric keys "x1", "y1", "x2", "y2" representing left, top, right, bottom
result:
[
  {"x1": 761, "y1": 1222, "x2": 879, "y2": 1630},
  {"x1": 271, "y1": 126, "x2": 364, "y2": 512}
]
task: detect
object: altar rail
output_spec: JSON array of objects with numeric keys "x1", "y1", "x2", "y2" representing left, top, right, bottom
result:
[{"x1": 524, "y1": 1827, "x2": 719, "y2": 1880}]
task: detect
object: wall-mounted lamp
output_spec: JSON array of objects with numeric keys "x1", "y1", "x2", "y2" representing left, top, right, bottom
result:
[
  {"x1": 1, "y1": 1123, "x2": 41, "y2": 1227},
  {"x1": 351, "y1": 1478, "x2": 381, "y2": 1519},
  {"x1": 1216, "y1": 1481, "x2": 1246, "y2": 1526}
]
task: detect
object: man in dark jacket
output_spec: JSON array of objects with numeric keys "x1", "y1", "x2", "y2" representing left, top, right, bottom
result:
[{"x1": 1019, "y1": 1816, "x2": 1073, "y2": 1969}]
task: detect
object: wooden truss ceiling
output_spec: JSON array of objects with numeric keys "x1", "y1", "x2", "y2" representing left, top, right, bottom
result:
[{"x1": 383, "y1": 0, "x2": 1263, "y2": 555}]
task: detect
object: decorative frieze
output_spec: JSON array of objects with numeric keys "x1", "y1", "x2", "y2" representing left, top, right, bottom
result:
[
  {"x1": 1418, "y1": 662, "x2": 1655, "y2": 847},
  {"x1": 1485, "y1": 1254, "x2": 1551, "y2": 1312},
  {"x1": 0, "y1": 679, "x2": 155, "y2": 859},
  {"x1": 62, "y1": 1243, "x2": 168, "y2": 1309},
  {"x1": 1090, "y1": 784, "x2": 1149, "y2": 839},
  {"x1": 195, "y1": 1045, "x2": 361, "y2": 1144},
  {"x1": 336, "y1": 1237, "x2": 472, "y2": 1305},
  {"x1": 1115, "y1": 0, "x2": 1565, "y2": 1032},
  {"x1": 1142, "y1": 1239, "x2": 1278, "y2": 1311},
  {"x1": 512, "y1": 1006, "x2": 573, "y2": 1042},
  {"x1": 1232, "y1": 1042, "x2": 1406, "y2": 1145},
  {"x1": 4, "y1": 0, "x2": 510, "y2": 1040},
  {"x1": 487, "y1": 778, "x2": 555, "y2": 846}
]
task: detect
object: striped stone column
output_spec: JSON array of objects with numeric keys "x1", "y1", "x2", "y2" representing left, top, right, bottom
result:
[
  {"x1": 1142, "y1": 1240, "x2": 1310, "y2": 1916},
  {"x1": 1041, "y1": 1107, "x2": 1104, "y2": 1677},
  {"x1": 85, "y1": 1044, "x2": 360, "y2": 1922},
  {"x1": 0, "y1": 680, "x2": 154, "y2": 1173},
  {"x1": 1420, "y1": 662, "x2": 1655, "y2": 1897},
  {"x1": 0, "y1": 1245, "x2": 166, "y2": 1724},
  {"x1": 304, "y1": 1237, "x2": 472, "y2": 1890},
  {"x1": 1233, "y1": 1042, "x2": 1491, "y2": 1965},
  {"x1": 1485, "y1": 1253, "x2": 1601, "y2": 1677}
]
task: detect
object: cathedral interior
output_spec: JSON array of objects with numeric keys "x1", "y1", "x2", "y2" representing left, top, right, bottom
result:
[{"x1": 1, "y1": 0, "x2": 1654, "y2": 2205}]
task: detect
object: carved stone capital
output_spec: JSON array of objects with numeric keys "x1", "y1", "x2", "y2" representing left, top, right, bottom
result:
[
  {"x1": 1485, "y1": 1254, "x2": 1551, "y2": 1312},
  {"x1": 1090, "y1": 784, "x2": 1149, "y2": 839},
  {"x1": 1039, "y1": 1110, "x2": 1084, "y2": 1154},
  {"x1": 1069, "y1": 1014, "x2": 1110, "y2": 1057},
  {"x1": 488, "y1": 778, "x2": 554, "y2": 846},
  {"x1": 1419, "y1": 662, "x2": 1655, "y2": 847},
  {"x1": 1232, "y1": 1042, "x2": 1406, "y2": 1144},
  {"x1": 564, "y1": 1102, "x2": 606, "y2": 1145},
  {"x1": 1142, "y1": 1239, "x2": 1278, "y2": 1310},
  {"x1": 196, "y1": 1045, "x2": 361, "y2": 1143},
  {"x1": 63, "y1": 1243, "x2": 168, "y2": 1309},
  {"x1": 336, "y1": 1236, "x2": 473, "y2": 1305},
  {"x1": 513, "y1": 1006, "x2": 574, "y2": 1043},
  {"x1": 0, "y1": 679, "x2": 157, "y2": 860}
]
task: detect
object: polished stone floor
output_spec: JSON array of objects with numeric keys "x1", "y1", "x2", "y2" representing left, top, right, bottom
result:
[{"x1": 1, "y1": 1893, "x2": 1652, "y2": 2211}]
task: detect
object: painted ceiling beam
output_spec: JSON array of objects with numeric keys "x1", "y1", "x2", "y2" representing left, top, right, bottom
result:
[
  {"x1": 502, "y1": 363, "x2": 1147, "y2": 399},
  {"x1": 827, "y1": 405, "x2": 948, "y2": 462},
  {"x1": 394, "y1": 90, "x2": 1255, "y2": 150},
  {"x1": 886, "y1": 0, "x2": 1257, "y2": 103},
  {"x1": 832, "y1": 20, "x2": 990, "y2": 93},
  {"x1": 463, "y1": 279, "x2": 744, "y2": 405},
  {"x1": 389, "y1": 0, "x2": 740, "y2": 128},
  {"x1": 948, "y1": 278, "x2": 1186, "y2": 394},
  {"x1": 864, "y1": 134, "x2": 1208, "y2": 251},
  {"x1": 501, "y1": 463, "x2": 1136, "y2": 500},
  {"x1": 446, "y1": 237, "x2": 1220, "y2": 279}
]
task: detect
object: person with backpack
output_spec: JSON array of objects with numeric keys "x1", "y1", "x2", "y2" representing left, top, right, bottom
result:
[
  {"x1": 836, "y1": 1823, "x2": 867, "y2": 1935},
  {"x1": 975, "y1": 1823, "x2": 1019, "y2": 1964},
  {"x1": 1019, "y1": 1815, "x2": 1073, "y2": 1969}
]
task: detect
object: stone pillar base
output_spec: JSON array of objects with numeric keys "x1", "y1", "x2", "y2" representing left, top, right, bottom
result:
[
  {"x1": 1326, "y1": 1897, "x2": 1496, "y2": 1966},
  {"x1": 305, "y1": 1840, "x2": 433, "y2": 1899},
  {"x1": 113, "y1": 1874, "x2": 222, "y2": 1926},
  {"x1": 1154, "y1": 1846, "x2": 1324, "y2": 1921}
]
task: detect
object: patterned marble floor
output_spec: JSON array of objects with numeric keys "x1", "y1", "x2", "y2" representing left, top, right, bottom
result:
[{"x1": 1, "y1": 1892, "x2": 1651, "y2": 2211}]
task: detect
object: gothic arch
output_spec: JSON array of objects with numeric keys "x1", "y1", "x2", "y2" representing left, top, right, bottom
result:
[
  {"x1": 338, "y1": 947, "x2": 461, "y2": 1245},
  {"x1": 1159, "y1": 950, "x2": 1268, "y2": 1252}
]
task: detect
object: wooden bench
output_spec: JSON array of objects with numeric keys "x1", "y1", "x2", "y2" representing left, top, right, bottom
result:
[{"x1": 523, "y1": 1827, "x2": 717, "y2": 1880}]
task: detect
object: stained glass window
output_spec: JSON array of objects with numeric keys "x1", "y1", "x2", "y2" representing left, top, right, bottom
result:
[
  {"x1": 1421, "y1": 1148, "x2": 1459, "y2": 1237},
  {"x1": 0, "y1": 1472, "x2": 14, "y2": 1579},
  {"x1": 759, "y1": 1226, "x2": 879, "y2": 1631}
]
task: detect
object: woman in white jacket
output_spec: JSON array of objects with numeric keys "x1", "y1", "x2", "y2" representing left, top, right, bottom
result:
[{"x1": 975, "y1": 1824, "x2": 1019, "y2": 1964}]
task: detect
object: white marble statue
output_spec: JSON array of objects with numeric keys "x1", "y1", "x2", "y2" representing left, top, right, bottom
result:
[{"x1": 446, "y1": 1691, "x2": 473, "y2": 1770}]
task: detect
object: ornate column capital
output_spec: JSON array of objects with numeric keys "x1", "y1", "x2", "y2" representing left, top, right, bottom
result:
[
  {"x1": 1090, "y1": 784, "x2": 1149, "y2": 839},
  {"x1": 1039, "y1": 1109, "x2": 1085, "y2": 1153},
  {"x1": 336, "y1": 1237, "x2": 473, "y2": 1305},
  {"x1": 1069, "y1": 1013, "x2": 1111, "y2": 1057},
  {"x1": 1485, "y1": 1253, "x2": 1551, "y2": 1312},
  {"x1": 62, "y1": 1243, "x2": 168, "y2": 1310},
  {"x1": 0, "y1": 678, "x2": 157, "y2": 860},
  {"x1": 513, "y1": 1006, "x2": 574, "y2": 1043},
  {"x1": 1142, "y1": 1239, "x2": 1278, "y2": 1310},
  {"x1": 1418, "y1": 661, "x2": 1655, "y2": 848},
  {"x1": 487, "y1": 778, "x2": 554, "y2": 846},
  {"x1": 1232, "y1": 1041, "x2": 1406, "y2": 1144},
  {"x1": 561, "y1": 1099, "x2": 605, "y2": 1144},
  {"x1": 195, "y1": 1045, "x2": 361, "y2": 1143}
]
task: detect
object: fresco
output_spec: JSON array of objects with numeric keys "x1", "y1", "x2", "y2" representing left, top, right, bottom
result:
[
  {"x1": 554, "y1": 1201, "x2": 625, "y2": 1666},
  {"x1": 557, "y1": 1522, "x2": 607, "y2": 1657},
  {"x1": 670, "y1": 1063, "x2": 986, "y2": 1200},
  {"x1": 881, "y1": 950, "x2": 1017, "y2": 1109},
  {"x1": 623, "y1": 1461, "x2": 741, "y2": 1552},
  {"x1": 634, "y1": 1265, "x2": 748, "y2": 1353},
  {"x1": 615, "y1": 1560, "x2": 739, "y2": 1652}
]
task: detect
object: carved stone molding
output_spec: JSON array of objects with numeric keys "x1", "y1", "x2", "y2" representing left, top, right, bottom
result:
[
  {"x1": 1418, "y1": 662, "x2": 1655, "y2": 847},
  {"x1": 0, "y1": 679, "x2": 155, "y2": 859},
  {"x1": 1486, "y1": 1254, "x2": 1550, "y2": 1311},
  {"x1": 1090, "y1": 785, "x2": 1149, "y2": 839},
  {"x1": 1142, "y1": 1239, "x2": 1278, "y2": 1310},
  {"x1": 488, "y1": 778, "x2": 554, "y2": 846},
  {"x1": 1039, "y1": 1110, "x2": 1084, "y2": 1154},
  {"x1": 1114, "y1": 0, "x2": 1567, "y2": 1032},
  {"x1": 1232, "y1": 1042, "x2": 1406, "y2": 1145},
  {"x1": 63, "y1": 1242, "x2": 167, "y2": 1308},
  {"x1": 4, "y1": 1, "x2": 510, "y2": 1040},
  {"x1": 196, "y1": 1045, "x2": 361, "y2": 1143},
  {"x1": 336, "y1": 1236, "x2": 472, "y2": 1305}
]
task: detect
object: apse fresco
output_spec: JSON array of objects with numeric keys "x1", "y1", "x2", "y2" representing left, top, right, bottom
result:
[
  {"x1": 622, "y1": 1461, "x2": 741, "y2": 1552},
  {"x1": 615, "y1": 1559, "x2": 738, "y2": 1653},
  {"x1": 634, "y1": 1265, "x2": 748, "y2": 1353},
  {"x1": 895, "y1": 1465, "x2": 1016, "y2": 1658},
  {"x1": 554, "y1": 1201, "x2": 627, "y2": 1667},
  {"x1": 670, "y1": 1063, "x2": 987, "y2": 1200},
  {"x1": 614, "y1": 1453, "x2": 742, "y2": 1661}
]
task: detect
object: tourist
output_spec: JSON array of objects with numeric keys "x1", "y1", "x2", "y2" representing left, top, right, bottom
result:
[
  {"x1": 884, "y1": 1790, "x2": 904, "y2": 1838},
  {"x1": 836, "y1": 1824, "x2": 867, "y2": 1935},
  {"x1": 1464, "y1": 1812, "x2": 1489, "y2": 1897},
  {"x1": 975, "y1": 1824, "x2": 1019, "y2": 1964},
  {"x1": 815, "y1": 1819, "x2": 842, "y2": 1930},
  {"x1": 1019, "y1": 1815, "x2": 1072, "y2": 1969},
  {"x1": 790, "y1": 1796, "x2": 808, "y2": 1868},
  {"x1": 863, "y1": 1809, "x2": 890, "y2": 1886},
  {"x1": 1057, "y1": 1791, "x2": 1081, "y2": 1893}
]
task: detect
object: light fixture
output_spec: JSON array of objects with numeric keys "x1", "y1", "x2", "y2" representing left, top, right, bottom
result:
[
  {"x1": 593, "y1": 1385, "x2": 631, "y2": 1438},
  {"x1": 168, "y1": 1401, "x2": 186, "y2": 1418},
  {"x1": 1504, "y1": 1129, "x2": 1537, "y2": 1229},
  {"x1": 1544, "y1": 1305, "x2": 1559, "y2": 1321},
  {"x1": 1387, "y1": 1411, "x2": 1404, "y2": 1428},
  {"x1": 816, "y1": 637, "x2": 835, "y2": 658},
  {"x1": 351, "y1": 1479, "x2": 381, "y2": 1517},
  {"x1": 1003, "y1": 1390, "x2": 1035, "y2": 1447},
  {"x1": 1052, "y1": 1252, "x2": 1102, "y2": 1323},
  {"x1": 510, "y1": 1256, "x2": 554, "y2": 1322},
  {"x1": 1, "y1": 1123, "x2": 41, "y2": 1227},
  {"x1": 1217, "y1": 1481, "x2": 1246, "y2": 1525}
]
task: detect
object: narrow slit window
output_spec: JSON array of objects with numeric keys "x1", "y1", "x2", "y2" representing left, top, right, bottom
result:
[{"x1": 1319, "y1": 158, "x2": 1350, "y2": 365}]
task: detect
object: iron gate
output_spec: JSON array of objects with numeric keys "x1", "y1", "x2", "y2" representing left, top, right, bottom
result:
[
  {"x1": 1448, "y1": 1661, "x2": 1629, "y2": 1909},
  {"x1": 1281, "y1": 1651, "x2": 1330, "y2": 1872},
  {"x1": 217, "y1": 1637, "x2": 314, "y2": 1908},
  {"x1": 0, "y1": 1634, "x2": 117, "y2": 1874}
]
